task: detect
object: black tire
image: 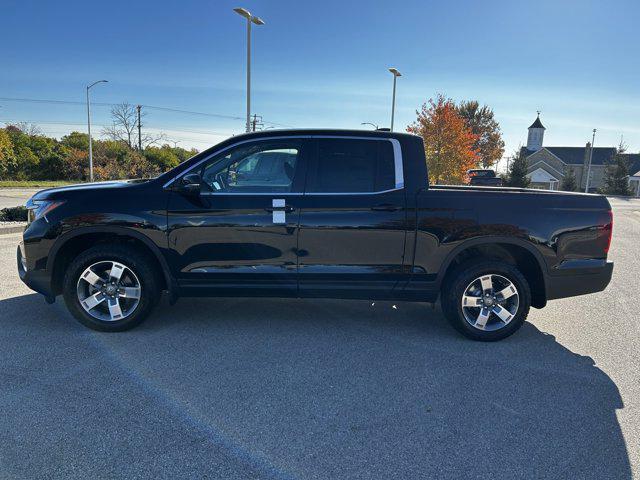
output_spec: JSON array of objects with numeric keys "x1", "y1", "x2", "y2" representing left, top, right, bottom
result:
[
  {"x1": 441, "y1": 259, "x2": 531, "y2": 341},
  {"x1": 63, "y1": 244, "x2": 160, "y2": 332}
]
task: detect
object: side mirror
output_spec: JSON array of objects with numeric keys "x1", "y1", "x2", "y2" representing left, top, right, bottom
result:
[{"x1": 176, "y1": 173, "x2": 202, "y2": 196}]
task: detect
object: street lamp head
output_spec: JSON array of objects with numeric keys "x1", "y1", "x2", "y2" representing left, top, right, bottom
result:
[
  {"x1": 388, "y1": 67, "x2": 402, "y2": 77},
  {"x1": 233, "y1": 7, "x2": 252, "y2": 19},
  {"x1": 234, "y1": 7, "x2": 264, "y2": 25},
  {"x1": 87, "y1": 79, "x2": 109, "y2": 90}
]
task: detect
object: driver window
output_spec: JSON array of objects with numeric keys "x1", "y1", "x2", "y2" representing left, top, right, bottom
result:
[{"x1": 201, "y1": 141, "x2": 301, "y2": 194}]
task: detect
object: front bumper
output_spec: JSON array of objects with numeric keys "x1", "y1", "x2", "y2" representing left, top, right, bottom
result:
[
  {"x1": 17, "y1": 243, "x2": 54, "y2": 298},
  {"x1": 546, "y1": 260, "x2": 613, "y2": 300}
]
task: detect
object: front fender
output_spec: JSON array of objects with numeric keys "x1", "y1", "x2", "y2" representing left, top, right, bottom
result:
[{"x1": 46, "y1": 225, "x2": 177, "y2": 301}]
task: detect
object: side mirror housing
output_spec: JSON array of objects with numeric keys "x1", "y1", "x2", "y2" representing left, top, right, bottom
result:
[{"x1": 176, "y1": 173, "x2": 202, "y2": 196}]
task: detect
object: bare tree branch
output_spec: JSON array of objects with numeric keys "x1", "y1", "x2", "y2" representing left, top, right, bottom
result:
[
  {"x1": 101, "y1": 102, "x2": 167, "y2": 150},
  {"x1": 10, "y1": 122, "x2": 43, "y2": 136},
  {"x1": 102, "y1": 102, "x2": 138, "y2": 148}
]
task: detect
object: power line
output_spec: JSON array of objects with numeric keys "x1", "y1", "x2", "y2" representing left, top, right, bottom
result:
[
  {"x1": 0, "y1": 125, "x2": 223, "y2": 147},
  {"x1": 0, "y1": 119, "x2": 233, "y2": 136},
  {"x1": 0, "y1": 96, "x2": 294, "y2": 128}
]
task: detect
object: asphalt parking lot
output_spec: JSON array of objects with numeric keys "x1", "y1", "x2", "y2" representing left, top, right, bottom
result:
[
  {"x1": 0, "y1": 188, "x2": 40, "y2": 209},
  {"x1": 1, "y1": 197, "x2": 639, "y2": 479}
]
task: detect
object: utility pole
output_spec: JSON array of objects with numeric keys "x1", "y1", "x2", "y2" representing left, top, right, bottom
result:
[
  {"x1": 585, "y1": 128, "x2": 597, "y2": 193},
  {"x1": 136, "y1": 105, "x2": 142, "y2": 151},
  {"x1": 250, "y1": 114, "x2": 263, "y2": 132}
]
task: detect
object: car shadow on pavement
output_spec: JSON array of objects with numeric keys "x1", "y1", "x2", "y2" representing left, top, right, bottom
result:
[{"x1": 0, "y1": 293, "x2": 632, "y2": 480}]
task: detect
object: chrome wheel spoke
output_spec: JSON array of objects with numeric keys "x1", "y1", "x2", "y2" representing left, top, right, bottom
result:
[
  {"x1": 479, "y1": 275, "x2": 493, "y2": 294},
  {"x1": 119, "y1": 286, "x2": 141, "y2": 299},
  {"x1": 492, "y1": 305, "x2": 513, "y2": 323},
  {"x1": 462, "y1": 295, "x2": 482, "y2": 307},
  {"x1": 82, "y1": 292, "x2": 105, "y2": 311},
  {"x1": 496, "y1": 284, "x2": 517, "y2": 301},
  {"x1": 107, "y1": 297, "x2": 124, "y2": 320},
  {"x1": 109, "y1": 262, "x2": 126, "y2": 282},
  {"x1": 475, "y1": 307, "x2": 491, "y2": 329},
  {"x1": 81, "y1": 269, "x2": 103, "y2": 287}
]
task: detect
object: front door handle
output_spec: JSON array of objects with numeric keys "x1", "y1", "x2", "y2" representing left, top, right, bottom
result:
[
  {"x1": 268, "y1": 198, "x2": 294, "y2": 224},
  {"x1": 371, "y1": 203, "x2": 402, "y2": 212},
  {"x1": 265, "y1": 206, "x2": 295, "y2": 213}
]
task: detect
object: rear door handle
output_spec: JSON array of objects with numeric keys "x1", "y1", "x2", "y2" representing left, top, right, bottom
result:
[{"x1": 371, "y1": 204, "x2": 402, "y2": 212}]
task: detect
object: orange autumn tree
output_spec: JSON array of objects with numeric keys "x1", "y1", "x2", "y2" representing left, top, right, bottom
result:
[{"x1": 407, "y1": 94, "x2": 480, "y2": 185}]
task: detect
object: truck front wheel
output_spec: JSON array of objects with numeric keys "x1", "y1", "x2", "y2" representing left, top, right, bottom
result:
[
  {"x1": 441, "y1": 260, "x2": 531, "y2": 341},
  {"x1": 62, "y1": 244, "x2": 160, "y2": 332}
]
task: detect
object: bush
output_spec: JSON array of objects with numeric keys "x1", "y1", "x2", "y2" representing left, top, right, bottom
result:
[
  {"x1": 0, "y1": 127, "x2": 198, "y2": 183},
  {"x1": 0, "y1": 206, "x2": 27, "y2": 222}
]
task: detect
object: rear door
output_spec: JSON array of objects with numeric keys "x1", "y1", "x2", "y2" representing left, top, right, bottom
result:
[
  {"x1": 166, "y1": 138, "x2": 309, "y2": 296},
  {"x1": 296, "y1": 137, "x2": 409, "y2": 298}
]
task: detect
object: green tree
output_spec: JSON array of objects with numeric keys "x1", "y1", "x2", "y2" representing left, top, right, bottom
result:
[
  {"x1": 504, "y1": 149, "x2": 531, "y2": 188},
  {"x1": 172, "y1": 146, "x2": 199, "y2": 163},
  {"x1": 60, "y1": 131, "x2": 90, "y2": 151},
  {"x1": 0, "y1": 129, "x2": 17, "y2": 180},
  {"x1": 601, "y1": 143, "x2": 632, "y2": 196},
  {"x1": 560, "y1": 167, "x2": 578, "y2": 191},
  {"x1": 5, "y1": 126, "x2": 41, "y2": 179},
  {"x1": 456, "y1": 100, "x2": 505, "y2": 169},
  {"x1": 144, "y1": 145, "x2": 181, "y2": 171},
  {"x1": 92, "y1": 140, "x2": 161, "y2": 180}
]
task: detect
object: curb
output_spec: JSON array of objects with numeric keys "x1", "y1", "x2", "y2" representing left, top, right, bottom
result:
[{"x1": 0, "y1": 224, "x2": 26, "y2": 235}]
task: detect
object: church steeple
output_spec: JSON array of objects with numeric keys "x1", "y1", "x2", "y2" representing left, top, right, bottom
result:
[{"x1": 527, "y1": 112, "x2": 545, "y2": 151}]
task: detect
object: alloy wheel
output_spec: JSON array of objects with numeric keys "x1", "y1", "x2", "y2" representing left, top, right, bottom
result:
[
  {"x1": 76, "y1": 261, "x2": 142, "y2": 322},
  {"x1": 461, "y1": 274, "x2": 519, "y2": 331}
]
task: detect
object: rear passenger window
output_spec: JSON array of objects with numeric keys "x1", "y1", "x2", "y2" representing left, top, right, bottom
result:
[{"x1": 308, "y1": 139, "x2": 396, "y2": 193}]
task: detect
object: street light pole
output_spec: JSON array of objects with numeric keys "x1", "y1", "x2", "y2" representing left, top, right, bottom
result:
[
  {"x1": 86, "y1": 80, "x2": 108, "y2": 182},
  {"x1": 585, "y1": 128, "x2": 597, "y2": 193},
  {"x1": 388, "y1": 68, "x2": 401, "y2": 132},
  {"x1": 234, "y1": 8, "x2": 265, "y2": 133}
]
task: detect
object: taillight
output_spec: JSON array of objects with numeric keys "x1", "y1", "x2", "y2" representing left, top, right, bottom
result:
[{"x1": 604, "y1": 210, "x2": 613, "y2": 254}]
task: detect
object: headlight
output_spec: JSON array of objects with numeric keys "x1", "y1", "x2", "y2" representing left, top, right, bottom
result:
[{"x1": 25, "y1": 199, "x2": 65, "y2": 224}]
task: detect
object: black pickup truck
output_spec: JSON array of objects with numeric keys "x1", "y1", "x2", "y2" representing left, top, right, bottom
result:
[
  {"x1": 18, "y1": 129, "x2": 613, "y2": 340},
  {"x1": 467, "y1": 169, "x2": 503, "y2": 187}
]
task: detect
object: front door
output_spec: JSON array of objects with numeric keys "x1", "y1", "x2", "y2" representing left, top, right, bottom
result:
[
  {"x1": 167, "y1": 138, "x2": 309, "y2": 296},
  {"x1": 296, "y1": 137, "x2": 408, "y2": 298}
]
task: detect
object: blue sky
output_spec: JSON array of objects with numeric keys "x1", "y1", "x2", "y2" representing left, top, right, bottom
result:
[{"x1": 2, "y1": 0, "x2": 639, "y2": 168}]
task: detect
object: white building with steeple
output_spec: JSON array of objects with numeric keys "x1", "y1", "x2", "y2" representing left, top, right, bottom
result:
[{"x1": 521, "y1": 114, "x2": 640, "y2": 193}]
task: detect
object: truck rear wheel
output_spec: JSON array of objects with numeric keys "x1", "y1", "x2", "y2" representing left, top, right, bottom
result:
[
  {"x1": 441, "y1": 260, "x2": 531, "y2": 341},
  {"x1": 63, "y1": 244, "x2": 160, "y2": 332}
]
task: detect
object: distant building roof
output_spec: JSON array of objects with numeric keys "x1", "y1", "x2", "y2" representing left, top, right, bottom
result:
[
  {"x1": 547, "y1": 147, "x2": 616, "y2": 165},
  {"x1": 528, "y1": 115, "x2": 545, "y2": 129},
  {"x1": 522, "y1": 148, "x2": 640, "y2": 170},
  {"x1": 623, "y1": 154, "x2": 640, "y2": 176}
]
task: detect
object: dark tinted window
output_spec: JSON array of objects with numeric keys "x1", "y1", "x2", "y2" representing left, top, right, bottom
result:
[
  {"x1": 308, "y1": 139, "x2": 396, "y2": 193},
  {"x1": 468, "y1": 169, "x2": 496, "y2": 178}
]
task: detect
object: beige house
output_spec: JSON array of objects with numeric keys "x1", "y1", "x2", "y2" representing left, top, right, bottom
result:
[
  {"x1": 629, "y1": 170, "x2": 640, "y2": 197},
  {"x1": 522, "y1": 115, "x2": 640, "y2": 194}
]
